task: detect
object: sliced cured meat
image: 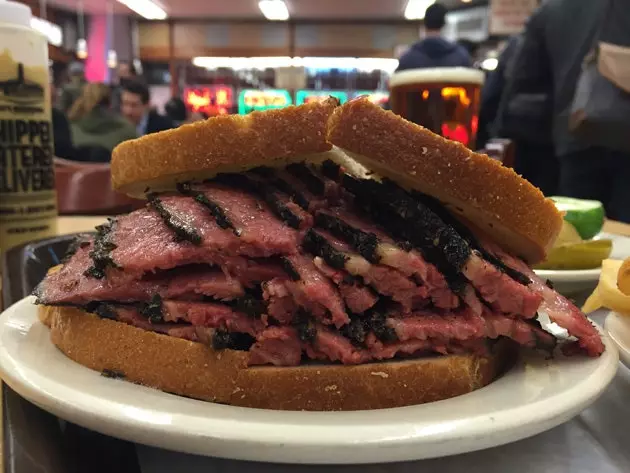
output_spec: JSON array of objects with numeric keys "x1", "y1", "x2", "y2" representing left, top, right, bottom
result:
[
  {"x1": 114, "y1": 306, "x2": 214, "y2": 344},
  {"x1": 109, "y1": 192, "x2": 298, "y2": 276},
  {"x1": 164, "y1": 267, "x2": 244, "y2": 301},
  {"x1": 161, "y1": 300, "x2": 264, "y2": 336},
  {"x1": 249, "y1": 326, "x2": 303, "y2": 366},
  {"x1": 462, "y1": 252, "x2": 542, "y2": 318},
  {"x1": 387, "y1": 309, "x2": 556, "y2": 350},
  {"x1": 305, "y1": 326, "x2": 371, "y2": 365},
  {"x1": 485, "y1": 245, "x2": 605, "y2": 356},
  {"x1": 313, "y1": 257, "x2": 378, "y2": 314},
  {"x1": 314, "y1": 207, "x2": 461, "y2": 308},
  {"x1": 35, "y1": 242, "x2": 157, "y2": 305},
  {"x1": 282, "y1": 254, "x2": 349, "y2": 327},
  {"x1": 305, "y1": 229, "x2": 428, "y2": 312},
  {"x1": 263, "y1": 278, "x2": 298, "y2": 324},
  {"x1": 36, "y1": 246, "x2": 245, "y2": 306}
]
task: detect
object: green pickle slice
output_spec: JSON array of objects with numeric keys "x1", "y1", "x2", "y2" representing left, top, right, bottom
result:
[{"x1": 535, "y1": 239, "x2": 613, "y2": 270}]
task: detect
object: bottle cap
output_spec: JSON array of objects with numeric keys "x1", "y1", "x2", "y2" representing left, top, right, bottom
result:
[{"x1": 0, "y1": 0, "x2": 32, "y2": 28}]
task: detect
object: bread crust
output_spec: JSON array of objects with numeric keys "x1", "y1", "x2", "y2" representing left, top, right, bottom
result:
[
  {"x1": 327, "y1": 98, "x2": 562, "y2": 264},
  {"x1": 40, "y1": 305, "x2": 515, "y2": 411},
  {"x1": 111, "y1": 98, "x2": 338, "y2": 198}
]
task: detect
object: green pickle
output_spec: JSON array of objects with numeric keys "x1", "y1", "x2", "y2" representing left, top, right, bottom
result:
[{"x1": 536, "y1": 239, "x2": 613, "y2": 270}]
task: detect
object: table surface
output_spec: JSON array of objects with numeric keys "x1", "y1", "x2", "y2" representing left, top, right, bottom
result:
[{"x1": 3, "y1": 215, "x2": 630, "y2": 472}]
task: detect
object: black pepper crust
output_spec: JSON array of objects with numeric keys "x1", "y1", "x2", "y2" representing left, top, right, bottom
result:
[
  {"x1": 177, "y1": 182, "x2": 241, "y2": 236},
  {"x1": 84, "y1": 218, "x2": 119, "y2": 279},
  {"x1": 147, "y1": 193, "x2": 203, "y2": 245},
  {"x1": 213, "y1": 173, "x2": 303, "y2": 229}
]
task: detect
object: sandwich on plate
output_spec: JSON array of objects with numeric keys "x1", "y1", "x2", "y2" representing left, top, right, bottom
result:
[{"x1": 35, "y1": 97, "x2": 604, "y2": 411}]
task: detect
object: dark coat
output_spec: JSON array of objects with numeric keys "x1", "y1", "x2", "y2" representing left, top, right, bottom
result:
[
  {"x1": 477, "y1": 36, "x2": 521, "y2": 148},
  {"x1": 504, "y1": 0, "x2": 606, "y2": 156},
  {"x1": 51, "y1": 108, "x2": 74, "y2": 160},
  {"x1": 396, "y1": 37, "x2": 472, "y2": 71},
  {"x1": 145, "y1": 111, "x2": 175, "y2": 135}
]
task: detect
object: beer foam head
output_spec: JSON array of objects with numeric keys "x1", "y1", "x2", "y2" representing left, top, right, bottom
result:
[{"x1": 389, "y1": 67, "x2": 485, "y2": 88}]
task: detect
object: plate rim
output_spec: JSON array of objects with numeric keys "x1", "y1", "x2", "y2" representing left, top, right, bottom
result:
[
  {"x1": 0, "y1": 297, "x2": 620, "y2": 464},
  {"x1": 604, "y1": 311, "x2": 630, "y2": 367}
]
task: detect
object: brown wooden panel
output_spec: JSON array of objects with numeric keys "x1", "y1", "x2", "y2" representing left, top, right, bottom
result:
[{"x1": 138, "y1": 22, "x2": 169, "y2": 49}]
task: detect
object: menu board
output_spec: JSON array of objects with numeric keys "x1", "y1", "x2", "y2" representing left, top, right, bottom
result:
[
  {"x1": 238, "y1": 89, "x2": 292, "y2": 114},
  {"x1": 184, "y1": 86, "x2": 234, "y2": 115},
  {"x1": 353, "y1": 90, "x2": 389, "y2": 106},
  {"x1": 295, "y1": 90, "x2": 348, "y2": 105}
]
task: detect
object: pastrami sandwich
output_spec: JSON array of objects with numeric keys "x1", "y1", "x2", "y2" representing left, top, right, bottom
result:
[{"x1": 35, "y1": 97, "x2": 605, "y2": 411}]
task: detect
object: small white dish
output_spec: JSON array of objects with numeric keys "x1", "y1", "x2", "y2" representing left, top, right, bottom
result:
[
  {"x1": 0, "y1": 297, "x2": 619, "y2": 464},
  {"x1": 605, "y1": 312, "x2": 630, "y2": 367},
  {"x1": 533, "y1": 268, "x2": 601, "y2": 295},
  {"x1": 534, "y1": 232, "x2": 630, "y2": 296}
]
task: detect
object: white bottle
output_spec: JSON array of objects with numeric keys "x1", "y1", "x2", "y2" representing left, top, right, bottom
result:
[{"x1": 0, "y1": 0, "x2": 58, "y2": 253}]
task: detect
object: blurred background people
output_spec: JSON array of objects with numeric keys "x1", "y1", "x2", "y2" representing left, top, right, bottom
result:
[
  {"x1": 49, "y1": 80, "x2": 74, "y2": 160},
  {"x1": 111, "y1": 60, "x2": 140, "y2": 112},
  {"x1": 504, "y1": 0, "x2": 630, "y2": 221},
  {"x1": 164, "y1": 97, "x2": 188, "y2": 126},
  {"x1": 121, "y1": 81, "x2": 174, "y2": 136},
  {"x1": 485, "y1": 34, "x2": 557, "y2": 196},
  {"x1": 57, "y1": 61, "x2": 86, "y2": 113},
  {"x1": 67, "y1": 82, "x2": 137, "y2": 161},
  {"x1": 396, "y1": 4, "x2": 472, "y2": 71},
  {"x1": 188, "y1": 111, "x2": 209, "y2": 123}
]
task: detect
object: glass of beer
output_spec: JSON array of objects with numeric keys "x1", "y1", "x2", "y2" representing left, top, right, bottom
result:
[{"x1": 389, "y1": 68, "x2": 484, "y2": 149}]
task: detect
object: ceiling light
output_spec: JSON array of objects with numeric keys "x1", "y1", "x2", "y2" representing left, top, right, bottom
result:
[
  {"x1": 192, "y1": 56, "x2": 398, "y2": 73},
  {"x1": 461, "y1": 0, "x2": 472, "y2": 3},
  {"x1": 117, "y1": 0, "x2": 167, "y2": 20},
  {"x1": 259, "y1": 0, "x2": 289, "y2": 21},
  {"x1": 107, "y1": 50, "x2": 118, "y2": 69},
  {"x1": 76, "y1": 38, "x2": 88, "y2": 59},
  {"x1": 404, "y1": 0, "x2": 435, "y2": 20},
  {"x1": 481, "y1": 57, "x2": 498, "y2": 71}
]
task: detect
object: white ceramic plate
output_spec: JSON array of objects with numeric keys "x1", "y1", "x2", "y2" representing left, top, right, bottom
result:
[
  {"x1": 534, "y1": 232, "x2": 630, "y2": 295},
  {"x1": 605, "y1": 312, "x2": 630, "y2": 367},
  {"x1": 0, "y1": 297, "x2": 619, "y2": 464}
]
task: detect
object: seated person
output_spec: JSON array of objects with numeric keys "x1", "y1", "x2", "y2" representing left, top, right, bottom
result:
[
  {"x1": 67, "y1": 83, "x2": 137, "y2": 161},
  {"x1": 121, "y1": 81, "x2": 174, "y2": 135}
]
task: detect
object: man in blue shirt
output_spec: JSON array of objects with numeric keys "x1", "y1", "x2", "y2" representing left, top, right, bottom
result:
[{"x1": 397, "y1": 4, "x2": 472, "y2": 71}]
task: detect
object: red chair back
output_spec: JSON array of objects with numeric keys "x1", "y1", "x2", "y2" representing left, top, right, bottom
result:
[{"x1": 54, "y1": 158, "x2": 143, "y2": 215}]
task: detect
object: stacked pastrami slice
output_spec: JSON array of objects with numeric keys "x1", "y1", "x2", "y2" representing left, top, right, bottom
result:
[{"x1": 35, "y1": 161, "x2": 604, "y2": 366}]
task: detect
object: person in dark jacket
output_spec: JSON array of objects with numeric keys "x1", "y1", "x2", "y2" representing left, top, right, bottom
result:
[
  {"x1": 477, "y1": 36, "x2": 521, "y2": 148},
  {"x1": 51, "y1": 108, "x2": 74, "y2": 160},
  {"x1": 505, "y1": 0, "x2": 630, "y2": 221},
  {"x1": 486, "y1": 35, "x2": 558, "y2": 195},
  {"x1": 121, "y1": 81, "x2": 174, "y2": 136},
  {"x1": 396, "y1": 4, "x2": 472, "y2": 71}
]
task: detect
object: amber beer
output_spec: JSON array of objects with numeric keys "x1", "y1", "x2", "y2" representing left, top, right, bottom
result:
[{"x1": 389, "y1": 68, "x2": 484, "y2": 149}]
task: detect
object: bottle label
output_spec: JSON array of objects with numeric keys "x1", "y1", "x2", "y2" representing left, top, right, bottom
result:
[{"x1": 0, "y1": 38, "x2": 58, "y2": 252}]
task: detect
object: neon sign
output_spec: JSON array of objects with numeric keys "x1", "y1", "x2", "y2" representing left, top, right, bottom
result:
[
  {"x1": 238, "y1": 89, "x2": 292, "y2": 114},
  {"x1": 353, "y1": 90, "x2": 389, "y2": 106},
  {"x1": 295, "y1": 90, "x2": 348, "y2": 105},
  {"x1": 184, "y1": 86, "x2": 234, "y2": 115}
]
